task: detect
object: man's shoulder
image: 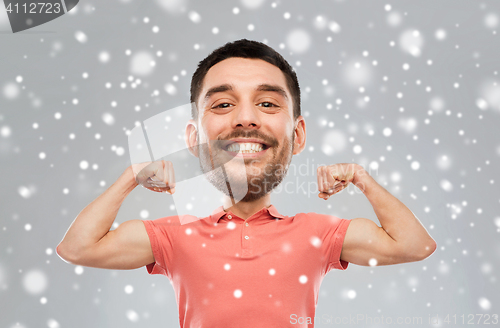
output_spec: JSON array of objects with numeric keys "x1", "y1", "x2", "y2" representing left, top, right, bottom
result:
[
  {"x1": 292, "y1": 211, "x2": 343, "y2": 220},
  {"x1": 290, "y1": 211, "x2": 347, "y2": 227},
  {"x1": 144, "y1": 213, "x2": 213, "y2": 227}
]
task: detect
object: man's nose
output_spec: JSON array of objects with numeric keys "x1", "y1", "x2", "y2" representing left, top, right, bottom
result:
[{"x1": 231, "y1": 102, "x2": 261, "y2": 128}]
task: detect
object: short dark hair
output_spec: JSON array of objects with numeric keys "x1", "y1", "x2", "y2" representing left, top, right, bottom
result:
[{"x1": 190, "y1": 39, "x2": 301, "y2": 120}]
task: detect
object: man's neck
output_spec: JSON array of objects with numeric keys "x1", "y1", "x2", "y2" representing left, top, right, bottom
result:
[{"x1": 222, "y1": 194, "x2": 271, "y2": 220}]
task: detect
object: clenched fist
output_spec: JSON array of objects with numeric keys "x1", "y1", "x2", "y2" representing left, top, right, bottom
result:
[
  {"x1": 317, "y1": 163, "x2": 366, "y2": 200},
  {"x1": 131, "y1": 160, "x2": 176, "y2": 194}
]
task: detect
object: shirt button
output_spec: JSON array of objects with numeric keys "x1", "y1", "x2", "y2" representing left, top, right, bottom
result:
[
  {"x1": 245, "y1": 222, "x2": 249, "y2": 226},
  {"x1": 227, "y1": 215, "x2": 232, "y2": 219},
  {"x1": 244, "y1": 235, "x2": 249, "y2": 240}
]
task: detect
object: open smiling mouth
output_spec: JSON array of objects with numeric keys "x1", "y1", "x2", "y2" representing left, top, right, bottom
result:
[{"x1": 223, "y1": 142, "x2": 270, "y2": 155}]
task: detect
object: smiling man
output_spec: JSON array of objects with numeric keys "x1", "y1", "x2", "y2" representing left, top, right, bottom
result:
[
  {"x1": 187, "y1": 51, "x2": 301, "y2": 212},
  {"x1": 57, "y1": 39, "x2": 437, "y2": 328}
]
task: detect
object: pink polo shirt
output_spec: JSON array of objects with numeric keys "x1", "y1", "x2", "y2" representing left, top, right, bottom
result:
[{"x1": 142, "y1": 205, "x2": 351, "y2": 328}]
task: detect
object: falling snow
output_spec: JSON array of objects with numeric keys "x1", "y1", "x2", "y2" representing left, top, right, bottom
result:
[
  {"x1": 1, "y1": 1, "x2": 498, "y2": 326},
  {"x1": 399, "y1": 29, "x2": 424, "y2": 57},
  {"x1": 74, "y1": 31, "x2": 88, "y2": 43},
  {"x1": 286, "y1": 29, "x2": 311, "y2": 54},
  {"x1": 130, "y1": 51, "x2": 156, "y2": 76},
  {"x1": 22, "y1": 269, "x2": 48, "y2": 294},
  {"x1": 233, "y1": 289, "x2": 242, "y2": 298}
]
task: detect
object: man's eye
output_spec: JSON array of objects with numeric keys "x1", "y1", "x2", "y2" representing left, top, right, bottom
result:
[
  {"x1": 213, "y1": 103, "x2": 232, "y2": 109},
  {"x1": 258, "y1": 102, "x2": 278, "y2": 108}
]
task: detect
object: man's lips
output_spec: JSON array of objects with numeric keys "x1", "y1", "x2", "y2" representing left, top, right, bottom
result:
[
  {"x1": 221, "y1": 138, "x2": 271, "y2": 150},
  {"x1": 218, "y1": 138, "x2": 271, "y2": 158},
  {"x1": 224, "y1": 147, "x2": 269, "y2": 158}
]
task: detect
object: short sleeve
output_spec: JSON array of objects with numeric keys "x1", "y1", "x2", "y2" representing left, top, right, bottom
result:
[
  {"x1": 142, "y1": 216, "x2": 179, "y2": 277},
  {"x1": 315, "y1": 214, "x2": 351, "y2": 273}
]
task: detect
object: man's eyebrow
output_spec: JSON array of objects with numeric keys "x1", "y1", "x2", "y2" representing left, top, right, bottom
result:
[
  {"x1": 203, "y1": 83, "x2": 289, "y2": 102},
  {"x1": 204, "y1": 84, "x2": 234, "y2": 101},
  {"x1": 256, "y1": 84, "x2": 289, "y2": 100}
]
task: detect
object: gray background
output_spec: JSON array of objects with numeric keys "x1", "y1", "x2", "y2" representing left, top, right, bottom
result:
[{"x1": 1, "y1": 0, "x2": 499, "y2": 327}]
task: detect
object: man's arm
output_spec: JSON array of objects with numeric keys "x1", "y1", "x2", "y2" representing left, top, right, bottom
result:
[
  {"x1": 318, "y1": 164, "x2": 437, "y2": 266},
  {"x1": 56, "y1": 162, "x2": 173, "y2": 270}
]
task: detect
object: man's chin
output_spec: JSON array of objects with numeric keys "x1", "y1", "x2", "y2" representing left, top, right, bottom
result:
[{"x1": 215, "y1": 176, "x2": 267, "y2": 202}]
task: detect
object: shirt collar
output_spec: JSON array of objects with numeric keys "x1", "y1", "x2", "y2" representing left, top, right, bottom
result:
[{"x1": 209, "y1": 204, "x2": 285, "y2": 223}]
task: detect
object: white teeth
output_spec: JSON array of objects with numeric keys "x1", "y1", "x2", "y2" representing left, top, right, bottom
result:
[{"x1": 226, "y1": 142, "x2": 264, "y2": 153}]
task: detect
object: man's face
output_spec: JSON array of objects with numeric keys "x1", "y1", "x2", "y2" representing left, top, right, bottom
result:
[{"x1": 191, "y1": 57, "x2": 304, "y2": 202}]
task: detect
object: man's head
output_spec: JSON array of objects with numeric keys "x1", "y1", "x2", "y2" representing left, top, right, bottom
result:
[
  {"x1": 185, "y1": 39, "x2": 306, "y2": 203},
  {"x1": 190, "y1": 39, "x2": 301, "y2": 121}
]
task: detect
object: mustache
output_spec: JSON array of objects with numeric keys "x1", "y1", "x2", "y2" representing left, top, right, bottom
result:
[{"x1": 217, "y1": 129, "x2": 279, "y2": 148}]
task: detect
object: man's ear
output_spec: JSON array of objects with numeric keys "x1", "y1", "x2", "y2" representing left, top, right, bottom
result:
[
  {"x1": 292, "y1": 116, "x2": 306, "y2": 155},
  {"x1": 185, "y1": 119, "x2": 199, "y2": 157}
]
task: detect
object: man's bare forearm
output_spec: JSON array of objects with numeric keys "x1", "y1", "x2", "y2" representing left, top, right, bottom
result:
[
  {"x1": 354, "y1": 165, "x2": 436, "y2": 257},
  {"x1": 57, "y1": 166, "x2": 138, "y2": 258}
]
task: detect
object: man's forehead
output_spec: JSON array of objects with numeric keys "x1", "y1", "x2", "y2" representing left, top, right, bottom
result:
[
  {"x1": 202, "y1": 57, "x2": 290, "y2": 94},
  {"x1": 203, "y1": 83, "x2": 289, "y2": 102}
]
